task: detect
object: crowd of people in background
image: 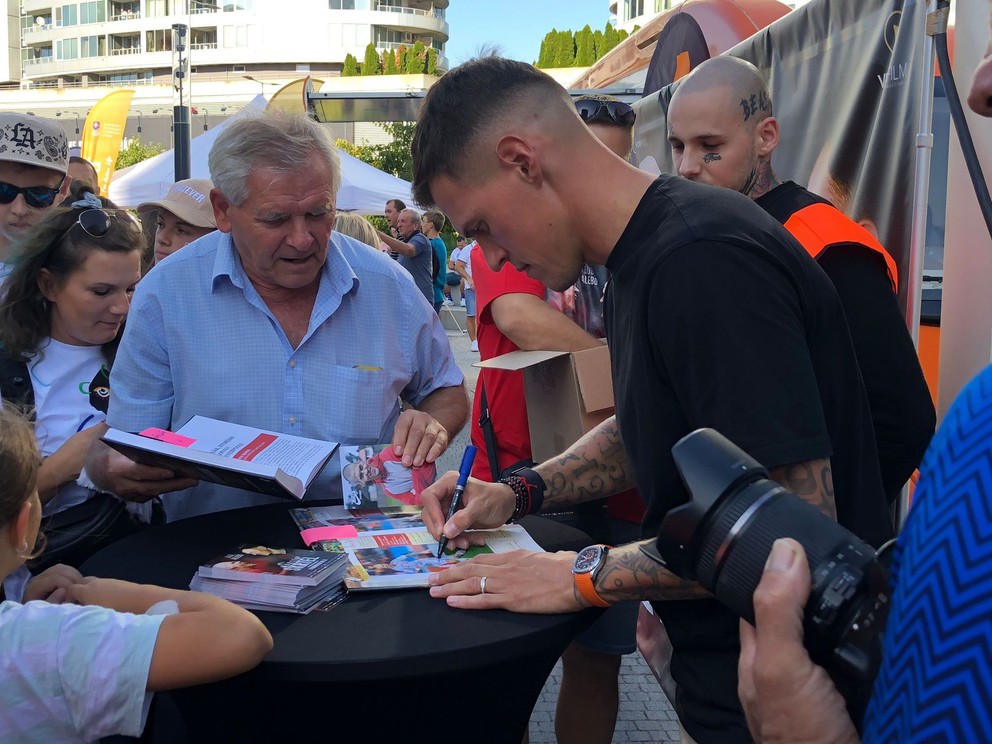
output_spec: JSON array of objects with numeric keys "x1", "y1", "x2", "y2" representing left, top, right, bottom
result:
[{"x1": 0, "y1": 25, "x2": 990, "y2": 741}]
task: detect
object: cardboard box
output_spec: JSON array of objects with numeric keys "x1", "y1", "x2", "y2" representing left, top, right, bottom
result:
[{"x1": 476, "y1": 345, "x2": 615, "y2": 462}]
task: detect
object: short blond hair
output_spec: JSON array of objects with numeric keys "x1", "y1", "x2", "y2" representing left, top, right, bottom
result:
[{"x1": 334, "y1": 212, "x2": 380, "y2": 249}]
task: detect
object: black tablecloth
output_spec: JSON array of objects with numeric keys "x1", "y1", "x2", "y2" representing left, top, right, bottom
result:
[{"x1": 84, "y1": 502, "x2": 597, "y2": 741}]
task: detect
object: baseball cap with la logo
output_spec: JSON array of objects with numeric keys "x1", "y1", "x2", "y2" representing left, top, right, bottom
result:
[{"x1": 0, "y1": 113, "x2": 68, "y2": 174}]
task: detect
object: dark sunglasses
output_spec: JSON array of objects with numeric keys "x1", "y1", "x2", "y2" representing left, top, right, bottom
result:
[
  {"x1": 574, "y1": 99, "x2": 636, "y2": 127},
  {"x1": 0, "y1": 179, "x2": 64, "y2": 209},
  {"x1": 65, "y1": 208, "x2": 113, "y2": 239}
]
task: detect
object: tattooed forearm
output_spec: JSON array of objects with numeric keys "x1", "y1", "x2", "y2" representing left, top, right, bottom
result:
[
  {"x1": 596, "y1": 542, "x2": 709, "y2": 602},
  {"x1": 537, "y1": 416, "x2": 635, "y2": 510},
  {"x1": 769, "y1": 458, "x2": 836, "y2": 520}
]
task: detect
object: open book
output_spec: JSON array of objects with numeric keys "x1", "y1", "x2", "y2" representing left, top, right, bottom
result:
[
  {"x1": 289, "y1": 505, "x2": 544, "y2": 591},
  {"x1": 103, "y1": 416, "x2": 338, "y2": 500}
]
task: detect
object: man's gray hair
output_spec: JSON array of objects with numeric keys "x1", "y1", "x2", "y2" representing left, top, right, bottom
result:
[
  {"x1": 399, "y1": 207, "x2": 422, "y2": 226},
  {"x1": 208, "y1": 113, "x2": 342, "y2": 206}
]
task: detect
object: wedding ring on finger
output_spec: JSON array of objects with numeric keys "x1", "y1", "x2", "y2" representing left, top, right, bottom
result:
[{"x1": 480, "y1": 576, "x2": 488, "y2": 594}]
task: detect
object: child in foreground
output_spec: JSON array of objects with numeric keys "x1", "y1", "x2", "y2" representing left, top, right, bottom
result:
[{"x1": 0, "y1": 404, "x2": 273, "y2": 742}]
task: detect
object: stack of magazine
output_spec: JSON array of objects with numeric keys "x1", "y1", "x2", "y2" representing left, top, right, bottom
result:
[{"x1": 190, "y1": 545, "x2": 348, "y2": 613}]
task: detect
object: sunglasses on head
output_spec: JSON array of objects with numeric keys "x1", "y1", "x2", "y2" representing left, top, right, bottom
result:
[
  {"x1": 574, "y1": 99, "x2": 636, "y2": 128},
  {"x1": 65, "y1": 208, "x2": 113, "y2": 240},
  {"x1": 0, "y1": 179, "x2": 64, "y2": 209}
]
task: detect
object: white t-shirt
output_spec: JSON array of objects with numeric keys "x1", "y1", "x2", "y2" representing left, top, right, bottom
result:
[
  {"x1": 0, "y1": 599, "x2": 164, "y2": 743},
  {"x1": 28, "y1": 339, "x2": 108, "y2": 515},
  {"x1": 455, "y1": 242, "x2": 476, "y2": 282}
]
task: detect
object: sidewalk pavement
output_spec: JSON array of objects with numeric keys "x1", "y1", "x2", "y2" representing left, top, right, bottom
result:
[{"x1": 438, "y1": 327, "x2": 681, "y2": 742}]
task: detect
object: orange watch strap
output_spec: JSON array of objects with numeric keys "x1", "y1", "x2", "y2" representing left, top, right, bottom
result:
[{"x1": 574, "y1": 571, "x2": 611, "y2": 608}]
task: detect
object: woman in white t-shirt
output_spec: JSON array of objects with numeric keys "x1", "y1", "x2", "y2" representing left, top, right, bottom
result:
[{"x1": 0, "y1": 192, "x2": 145, "y2": 572}]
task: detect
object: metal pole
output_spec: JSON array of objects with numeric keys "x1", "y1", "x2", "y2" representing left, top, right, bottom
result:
[
  {"x1": 172, "y1": 22, "x2": 191, "y2": 181},
  {"x1": 173, "y1": 105, "x2": 191, "y2": 180},
  {"x1": 898, "y1": 0, "x2": 941, "y2": 529}
]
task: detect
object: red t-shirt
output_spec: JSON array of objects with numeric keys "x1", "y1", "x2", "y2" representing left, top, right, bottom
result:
[
  {"x1": 470, "y1": 251, "x2": 545, "y2": 481},
  {"x1": 469, "y1": 251, "x2": 644, "y2": 526}
]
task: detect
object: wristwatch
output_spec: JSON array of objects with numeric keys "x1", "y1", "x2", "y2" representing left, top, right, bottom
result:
[{"x1": 572, "y1": 544, "x2": 612, "y2": 608}]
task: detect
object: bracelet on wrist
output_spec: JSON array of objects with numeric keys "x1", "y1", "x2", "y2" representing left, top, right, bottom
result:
[{"x1": 498, "y1": 467, "x2": 547, "y2": 523}]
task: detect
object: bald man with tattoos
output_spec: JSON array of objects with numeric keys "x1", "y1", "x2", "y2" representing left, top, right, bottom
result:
[
  {"x1": 413, "y1": 57, "x2": 893, "y2": 744},
  {"x1": 667, "y1": 56, "x2": 934, "y2": 507}
]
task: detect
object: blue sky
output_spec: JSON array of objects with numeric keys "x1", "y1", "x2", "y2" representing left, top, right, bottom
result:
[{"x1": 443, "y1": 1, "x2": 613, "y2": 66}]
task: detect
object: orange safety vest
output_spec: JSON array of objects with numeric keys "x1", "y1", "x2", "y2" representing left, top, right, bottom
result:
[{"x1": 783, "y1": 202, "x2": 899, "y2": 294}]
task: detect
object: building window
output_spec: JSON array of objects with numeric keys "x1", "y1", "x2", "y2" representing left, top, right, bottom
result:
[
  {"x1": 145, "y1": 0, "x2": 174, "y2": 18},
  {"x1": 223, "y1": 1, "x2": 253, "y2": 10},
  {"x1": 223, "y1": 25, "x2": 247, "y2": 47},
  {"x1": 623, "y1": 0, "x2": 644, "y2": 21},
  {"x1": 81, "y1": 34, "x2": 106, "y2": 57},
  {"x1": 80, "y1": 2, "x2": 107, "y2": 24},
  {"x1": 100, "y1": 71, "x2": 152, "y2": 84},
  {"x1": 329, "y1": 0, "x2": 356, "y2": 8},
  {"x1": 145, "y1": 28, "x2": 173, "y2": 52},
  {"x1": 57, "y1": 38, "x2": 79, "y2": 60},
  {"x1": 341, "y1": 22, "x2": 357, "y2": 46},
  {"x1": 56, "y1": 5, "x2": 78, "y2": 27}
]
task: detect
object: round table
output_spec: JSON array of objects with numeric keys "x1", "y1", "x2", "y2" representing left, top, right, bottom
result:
[{"x1": 82, "y1": 502, "x2": 598, "y2": 742}]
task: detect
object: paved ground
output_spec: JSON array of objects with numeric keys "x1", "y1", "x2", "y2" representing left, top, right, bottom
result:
[{"x1": 436, "y1": 317, "x2": 680, "y2": 742}]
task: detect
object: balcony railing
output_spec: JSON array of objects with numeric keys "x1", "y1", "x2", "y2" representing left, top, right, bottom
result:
[
  {"x1": 190, "y1": 42, "x2": 218, "y2": 50},
  {"x1": 109, "y1": 12, "x2": 142, "y2": 21},
  {"x1": 374, "y1": 4, "x2": 443, "y2": 19},
  {"x1": 109, "y1": 47, "x2": 141, "y2": 55},
  {"x1": 24, "y1": 56, "x2": 54, "y2": 66},
  {"x1": 23, "y1": 23, "x2": 53, "y2": 34}
]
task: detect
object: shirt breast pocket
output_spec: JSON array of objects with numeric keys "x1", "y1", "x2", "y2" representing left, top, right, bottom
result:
[{"x1": 321, "y1": 365, "x2": 398, "y2": 443}]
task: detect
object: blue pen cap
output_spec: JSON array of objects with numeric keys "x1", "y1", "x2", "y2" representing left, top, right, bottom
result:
[{"x1": 457, "y1": 445, "x2": 478, "y2": 483}]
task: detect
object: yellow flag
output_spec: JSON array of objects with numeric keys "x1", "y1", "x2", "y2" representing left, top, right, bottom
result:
[
  {"x1": 267, "y1": 77, "x2": 325, "y2": 116},
  {"x1": 81, "y1": 89, "x2": 134, "y2": 196}
]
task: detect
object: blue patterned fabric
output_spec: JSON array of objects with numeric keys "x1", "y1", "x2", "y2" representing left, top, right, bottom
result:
[{"x1": 863, "y1": 365, "x2": 992, "y2": 742}]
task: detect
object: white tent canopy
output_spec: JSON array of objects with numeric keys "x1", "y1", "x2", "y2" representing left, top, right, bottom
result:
[{"x1": 108, "y1": 95, "x2": 414, "y2": 214}]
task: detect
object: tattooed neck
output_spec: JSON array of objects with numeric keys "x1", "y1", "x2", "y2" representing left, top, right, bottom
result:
[{"x1": 746, "y1": 162, "x2": 779, "y2": 199}]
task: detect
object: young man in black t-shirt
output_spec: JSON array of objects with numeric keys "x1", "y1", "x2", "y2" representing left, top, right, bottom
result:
[{"x1": 409, "y1": 57, "x2": 891, "y2": 744}]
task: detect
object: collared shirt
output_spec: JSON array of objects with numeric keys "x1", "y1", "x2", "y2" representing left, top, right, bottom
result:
[{"x1": 108, "y1": 230, "x2": 463, "y2": 521}]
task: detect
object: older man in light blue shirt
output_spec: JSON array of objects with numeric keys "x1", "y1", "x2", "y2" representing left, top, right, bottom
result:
[{"x1": 86, "y1": 113, "x2": 467, "y2": 520}]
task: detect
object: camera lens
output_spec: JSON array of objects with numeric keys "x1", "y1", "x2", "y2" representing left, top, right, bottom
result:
[{"x1": 656, "y1": 428, "x2": 891, "y2": 729}]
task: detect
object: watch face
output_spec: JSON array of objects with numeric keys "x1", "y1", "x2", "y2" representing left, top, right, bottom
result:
[{"x1": 573, "y1": 545, "x2": 605, "y2": 574}]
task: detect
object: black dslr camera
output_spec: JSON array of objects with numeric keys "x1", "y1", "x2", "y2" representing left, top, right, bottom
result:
[{"x1": 643, "y1": 428, "x2": 892, "y2": 729}]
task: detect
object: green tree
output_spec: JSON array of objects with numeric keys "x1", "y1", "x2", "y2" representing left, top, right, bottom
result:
[
  {"x1": 342, "y1": 53, "x2": 359, "y2": 77},
  {"x1": 362, "y1": 43, "x2": 381, "y2": 75},
  {"x1": 405, "y1": 40, "x2": 426, "y2": 73},
  {"x1": 383, "y1": 48, "x2": 398, "y2": 74},
  {"x1": 601, "y1": 22, "x2": 620, "y2": 56},
  {"x1": 592, "y1": 29, "x2": 605, "y2": 60},
  {"x1": 554, "y1": 29, "x2": 575, "y2": 67},
  {"x1": 116, "y1": 138, "x2": 166, "y2": 169},
  {"x1": 426, "y1": 47, "x2": 438, "y2": 75},
  {"x1": 537, "y1": 29, "x2": 556, "y2": 68},
  {"x1": 618, "y1": 29, "x2": 630, "y2": 43},
  {"x1": 574, "y1": 24, "x2": 595, "y2": 66}
]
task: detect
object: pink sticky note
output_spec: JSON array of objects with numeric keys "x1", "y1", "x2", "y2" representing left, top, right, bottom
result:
[
  {"x1": 300, "y1": 525, "x2": 360, "y2": 545},
  {"x1": 139, "y1": 428, "x2": 197, "y2": 448}
]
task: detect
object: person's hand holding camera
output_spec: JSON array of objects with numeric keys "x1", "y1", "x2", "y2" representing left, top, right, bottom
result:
[{"x1": 738, "y1": 538, "x2": 860, "y2": 744}]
